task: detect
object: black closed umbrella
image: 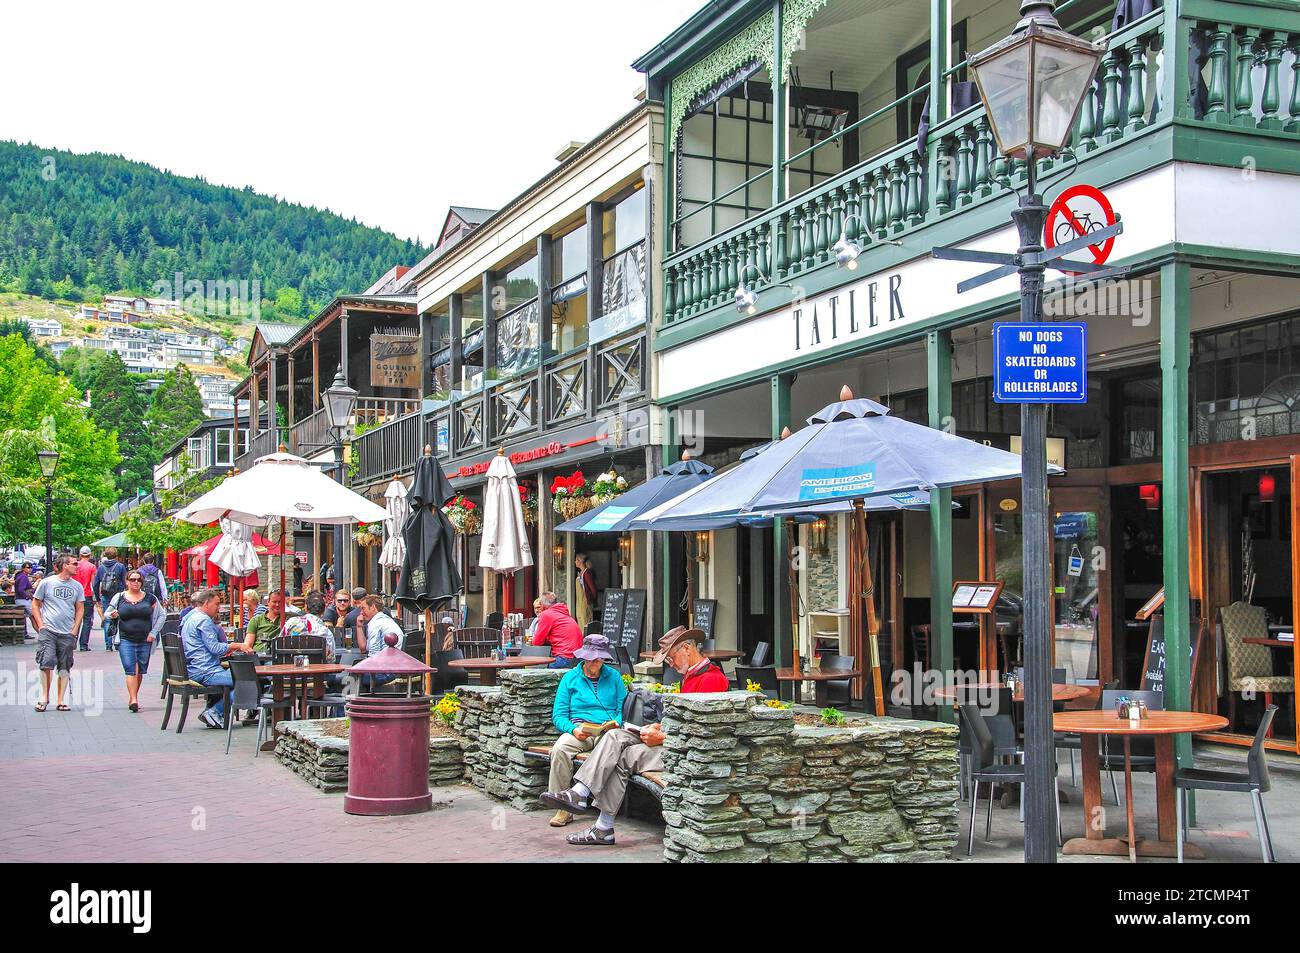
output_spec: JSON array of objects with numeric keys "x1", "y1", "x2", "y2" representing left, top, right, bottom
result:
[{"x1": 397, "y1": 448, "x2": 463, "y2": 690}]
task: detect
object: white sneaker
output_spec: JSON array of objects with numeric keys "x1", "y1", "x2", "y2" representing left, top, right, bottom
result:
[{"x1": 199, "y1": 710, "x2": 223, "y2": 729}]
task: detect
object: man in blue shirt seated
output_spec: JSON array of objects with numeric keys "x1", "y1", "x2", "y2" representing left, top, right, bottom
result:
[
  {"x1": 543, "y1": 634, "x2": 627, "y2": 828},
  {"x1": 353, "y1": 594, "x2": 404, "y2": 692},
  {"x1": 179, "y1": 588, "x2": 237, "y2": 729}
]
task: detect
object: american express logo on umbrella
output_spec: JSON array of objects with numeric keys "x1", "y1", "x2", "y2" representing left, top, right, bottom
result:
[{"x1": 798, "y1": 464, "x2": 876, "y2": 500}]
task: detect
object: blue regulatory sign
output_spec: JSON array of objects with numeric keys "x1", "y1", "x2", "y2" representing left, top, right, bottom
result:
[{"x1": 992, "y1": 322, "x2": 1088, "y2": 404}]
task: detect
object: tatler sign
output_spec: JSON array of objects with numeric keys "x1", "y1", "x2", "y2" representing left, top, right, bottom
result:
[{"x1": 791, "y1": 274, "x2": 906, "y2": 353}]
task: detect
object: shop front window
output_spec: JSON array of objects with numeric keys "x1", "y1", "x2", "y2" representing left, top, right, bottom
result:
[
  {"x1": 493, "y1": 256, "x2": 540, "y2": 377},
  {"x1": 550, "y1": 223, "x2": 589, "y2": 357},
  {"x1": 1194, "y1": 312, "x2": 1300, "y2": 445},
  {"x1": 1053, "y1": 510, "x2": 1101, "y2": 681}
]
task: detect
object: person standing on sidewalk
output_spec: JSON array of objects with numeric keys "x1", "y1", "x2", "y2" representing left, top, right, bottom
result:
[
  {"x1": 14, "y1": 561, "x2": 35, "y2": 640},
  {"x1": 107, "y1": 569, "x2": 166, "y2": 712},
  {"x1": 93, "y1": 548, "x2": 126, "y2": 651},
  {"x1": 73, "y1": 546, "x2": 97, "y2": 651},
  {"x1": 32, "y1": 555, "x2": 85, "y2": 712}
]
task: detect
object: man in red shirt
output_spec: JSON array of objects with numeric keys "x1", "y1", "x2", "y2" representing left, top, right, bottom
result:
[
  {"x1": 73, "y1": 546, "x2": 97, "y2": 651},
  {"x1": 530, "y1": 592, "x2": 583, "y2": 669},
  {"x1": 543, "y1": 626, "x2": 729, "y2": 846}
]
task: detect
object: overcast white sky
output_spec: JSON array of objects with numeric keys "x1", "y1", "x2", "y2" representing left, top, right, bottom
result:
[{"x1": 5, "y1": 0, "x2": 703, "y2": 244}]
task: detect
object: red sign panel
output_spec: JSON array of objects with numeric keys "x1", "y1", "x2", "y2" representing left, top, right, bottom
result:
[{"x1": 1044, "y1": 184, "x2": 1116, "y2": 276}]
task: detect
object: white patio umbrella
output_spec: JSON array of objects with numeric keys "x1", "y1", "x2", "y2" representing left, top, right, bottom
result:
[
  {"x1": 479, "y1": 450, "x2": 534, "y2": 574},
  {"x1": 175, "y1": 450, "x2": 391, "y2": 618},
  {"x1": 209, "y1": 517, "x2": 260, "y2": 624},
  {"x1": 379, "y1": 479, "x2": 409, "y2": 575}
]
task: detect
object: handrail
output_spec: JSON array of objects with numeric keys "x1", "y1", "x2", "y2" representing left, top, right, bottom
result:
[{"x1": 669, "y1": 166, "x2": 774, "y2": 229}]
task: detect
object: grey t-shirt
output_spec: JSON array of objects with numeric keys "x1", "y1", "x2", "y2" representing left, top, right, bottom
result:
[{"x1": 34, "y1": 575, "x2": 83, "y2": 634}]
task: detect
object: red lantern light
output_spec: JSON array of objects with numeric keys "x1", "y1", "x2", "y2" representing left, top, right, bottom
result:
[
  {"x1": 1259, "y1": 473, "x2": 1276, "y2": 503},
  {"x1": 1138, "y1": 484, "x2": 1160, "y2": 510}
]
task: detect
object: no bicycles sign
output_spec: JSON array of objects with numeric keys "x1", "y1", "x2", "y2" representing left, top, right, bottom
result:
[{"x1": 1044, "y1": 184, "x2": 1116, "y2": 275}]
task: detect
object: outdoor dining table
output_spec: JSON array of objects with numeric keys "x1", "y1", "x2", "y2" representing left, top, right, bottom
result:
[
  {"x1": 1052, "y1": 709, "x2": 1228, "y2": 862},
  {"x1": 446, "y1": 655, "x2": 553, "y2": 686},
  {"x1": 932, "y1": 682, "x2": 1092, "y2": 704},
  {"x1": 775, "y1": 666, "x2": 861, "y2": 706},
  {"x1": 639, "y1": 649, "x2": 745, "y2": 662},
  {"x1": 254, "y1": 663, "x2": 346, "y2": 750}
]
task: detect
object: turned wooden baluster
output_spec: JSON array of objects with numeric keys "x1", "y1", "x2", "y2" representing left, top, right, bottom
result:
[
  {"x1": 664, "y1": 263, "x2": 676, "y2": 321},
  {"x1": 955, "y1": 124, "x2": 973, "y2": 205},
  {"x1": 787, "y1": 208, "x2": 804, "y2": 277},
  {"x1": 773, "y1": 214, "x2": 789, "y2": 280},
  {"x1": 829, "y1": 186, "x2": 845, "y2": 249},
  {"x1": 1259, "y1": 31, "x2": 1285, "y2": 129},
  {"x1": 1076, "y1": 76, "x2": 1098, "y2": 152},
  {"x1": 933, "y1": 137, "x2": 953, "y2": 215},
  {"x1": 814, "y1": 194, "x2": 830, "y2": 264},
  {"x1": 1232, "y1": 26, "x2": 1260, "y2": 127},
  {"x1": 1205, "y1": 25, "x2": 1231, "y2": 122},
  {"x1": 974, "y1": 116, "x2": 993, "y2": 197},
  {"x1": 1125, "y1": 39, "x2": 1149, "y2": 133},
  {"x1": 844, "y1": 179, "x2": 862, "y2": 239},
  {"x1": 905, "y1": 154, "x2": 923, "y2": 225},
  {"x1": 871, "y1": 169, "x2": 888, "y2": 239},
  {"x1": 757, "y1": 223, "x2": 771, "y2": 281},
  {"x1": 1100, "y1": 49, "x2": 1124, "y2": 141}
]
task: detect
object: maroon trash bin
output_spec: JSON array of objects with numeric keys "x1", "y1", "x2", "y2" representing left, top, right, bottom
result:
[{"x1": 344, "y1": 633, "x2": 437, "y2": 816}]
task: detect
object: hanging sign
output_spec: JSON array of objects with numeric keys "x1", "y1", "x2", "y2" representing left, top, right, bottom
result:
[
  {"x1": 992, "y1": 322, "x2": 1088, "y2": 404},
  {"x1": 1044, "y1": 183, "x2": 1117, "y2": 275},
  {"x1": 370, "y1": 333, "x2": 421, "y2": 388}
]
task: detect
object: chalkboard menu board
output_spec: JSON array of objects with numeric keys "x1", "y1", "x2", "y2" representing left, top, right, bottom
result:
[
  {"x1": 692, "y1": 599, "x2": 718, "y2": 639},
  {"x1": 600, "y1": 589, "x2": 628, "y2": 646},
  {"x1": 1140, "y1": 614, "x2": 1203, "y2": 694},
  {"x1": 619, "y1": 590, "x2": 647, "y2": 652}
]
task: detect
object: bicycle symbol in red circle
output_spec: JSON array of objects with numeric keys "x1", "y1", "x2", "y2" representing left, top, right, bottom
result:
[{"x1": 1044, "y1": 184, "x2": 1116, "y2": 276}]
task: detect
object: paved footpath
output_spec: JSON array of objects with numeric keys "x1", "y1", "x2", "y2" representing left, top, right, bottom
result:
[{"x1": 0, "y1": 638, "x2": 662, "y2": 863}]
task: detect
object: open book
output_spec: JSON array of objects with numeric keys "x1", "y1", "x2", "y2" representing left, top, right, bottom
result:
[{"x1": 577, "y1": 720, "x2": 645, "y2": 738}]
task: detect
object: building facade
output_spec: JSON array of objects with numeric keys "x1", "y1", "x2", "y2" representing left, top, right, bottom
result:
[{"x1": 634, "y1": 0, "x2": 1300, "y2": 754}]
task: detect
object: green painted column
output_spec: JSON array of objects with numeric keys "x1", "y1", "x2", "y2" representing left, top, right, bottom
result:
[
  {"x1": 771, "y1": 372, "x2": 794, "y2": 696},
  {"x1": 1160, "y1": 260, "x2": 1193, "y2": 767},
  {"x1": 660, "y1": 407, "x2": 678, "y2": 633},
  {"x1": 927, "y1": 330, "x2": 955, "y2": 722},
  {"x1": 925, "y1": 0, "x2": 949, "y2": 221},
  {"x1": 772, "y1": 1, "x2": 787, "y2": 207}
]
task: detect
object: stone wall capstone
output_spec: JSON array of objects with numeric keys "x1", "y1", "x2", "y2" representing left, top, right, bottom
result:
[
  {"x1": 274, "y1": 718, "x2": 464, "y2": 791},
  {"x1": 658, "y1": 692, "x2": 960, "y2": 862}
]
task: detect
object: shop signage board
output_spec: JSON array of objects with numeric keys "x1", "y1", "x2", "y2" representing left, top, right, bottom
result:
[
  {"x1": 619, "y1": 589, "x2": 647, "y2": 652},
  {"x1": 952, "y1": 580, "x2": 1004, "y2": 614},
  {"x1": 1140, "y1": 614, "x2": 1204, "y2": 695},
  {"x1": 992, "y1": 322, "x2": 1088, "y2": 404},
  {"x1": 369, "y1": 333, "x2": 421, "y2": 388},
  {"x1": 600, "y1": 589, "x2": 628, "y2": 646},
  {"x1": 692, "y1": 598, "x2": 717, "y2": 639}
]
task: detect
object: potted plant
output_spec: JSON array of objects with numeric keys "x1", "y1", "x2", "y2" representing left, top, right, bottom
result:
[
  {"x1": 590, "y1": 469, "x2": 628, "y2": 505},
  {"x1": 354, "y1": 523, "x2": 382, "y2": 548},
  {"x1": 443, "y1": 495, "x2": 481, "y2": 536},
  {"x1": 550, "y1": 470, "x2": 592, "y2": 520},
  {"x1": 519, "y1": 483, "x2": 537, "y2": 527}
]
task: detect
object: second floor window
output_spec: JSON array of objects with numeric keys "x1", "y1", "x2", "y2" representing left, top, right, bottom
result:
[
  {"x1": 551, "y1": 223, "x2": 589, "y2": 358},
  {"x1": 494, "y1": 255, "x2": 540, "y2": 376},
  {"x1": 596, "y1": 186, "x2": 647, "y2": 342}
]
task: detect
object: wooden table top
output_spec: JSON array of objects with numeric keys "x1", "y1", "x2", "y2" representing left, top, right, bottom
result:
[
  {"x1": 933, "y1": 682, "x2": 1092, "y2": 703},
  {"x1": 446, "y1": 656, "x2": 553, "y2": 671},
  {"x1": 255, "y1": 663, "x2": 346, "y2": 676},
  {"x1": 1052, "y1": 710, "x2": 1229, "y2": 735},
  {"x1": 775, "y1": 667, "x2": 861, "y2": 681},
  {"x1": 639, "y1": 649, "x2": 746, "y2": 662},
  {"x1": 1244, "y1": 637, "x2": 1294, "y2": 647}
]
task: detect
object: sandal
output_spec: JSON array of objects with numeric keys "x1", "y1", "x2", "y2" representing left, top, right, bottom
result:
[
  {"x1": 34, "y1": 701, "x2": 48, "y2": 712},
  {"x1": 566, "y1": 825, "x2": 615, "y2": 846},
  {"x1": 56, "y1": 704, "x2": 70, "y2": 712}
]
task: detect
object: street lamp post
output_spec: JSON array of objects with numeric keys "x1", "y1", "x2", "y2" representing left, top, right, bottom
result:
[
  {"x1": 322, "y1": 368, "x2": 358, "y2": 594},
  {"x1": 37, "y1": 449, "x2": 60, "y2": 573},
  {"x1": 964, "y1": 0, "x2": 1104, "y2": 863}
]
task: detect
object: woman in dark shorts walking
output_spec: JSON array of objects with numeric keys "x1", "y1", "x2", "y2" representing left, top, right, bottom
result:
[{"x1": 107, "y1": 570, "x2": 167, "y2": 712}]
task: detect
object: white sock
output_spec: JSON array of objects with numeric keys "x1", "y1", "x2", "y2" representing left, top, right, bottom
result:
[
  {"x1": 571, "y1": 781, "x2": 591, "y2": 800},
  {"x1": 596, "y1": 811, "x2": 616, "y2": 831}
]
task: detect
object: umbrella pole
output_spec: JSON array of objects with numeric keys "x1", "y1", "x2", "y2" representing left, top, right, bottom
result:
[
  {"x1": 786, "y1": 518, "x2": 801, "y2": 681},
  {"x1": 855, "y1": 501, "x2": 885, "y2": 716},
  {"x1": 424, "y1": 607, "x2": 433, "y2": 696},
  {"x1": 279, "y1": 516, "x2": 286, "y2": 637}
]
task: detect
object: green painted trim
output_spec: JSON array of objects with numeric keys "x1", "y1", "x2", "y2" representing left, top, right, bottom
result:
[
  {"x1": 770, "y1": 372, "x2": 794, "y2": 697},
  {"x1": 771, "y1": 0, "x2": 786, "y2": 207},
  {"x1": 660, "y1": 411, "x2": 679, "y2": 635},
  {"x1": 666, "y1": 8, "x2": 775, "y2": 145},
  {"x1": 1160, "y1": 260, "x2": 1193, "y2": 768},
  {"x1": 1171, "y1": 119, "x2": 1300, "y2": 173},
  {"x1": 1183, "y1": 0, "x2": 1300, "y2": 30},
  {"x1": 927, "y1": 330, "x2": 955, "y2": 723}
]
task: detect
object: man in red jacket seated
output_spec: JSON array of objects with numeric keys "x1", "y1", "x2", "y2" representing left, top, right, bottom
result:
[
  {"x1": 530, "y1": 591, "x2": 583, "y2": 670},
  {"x1": 541, "y1": 626, "x2": 729, "y2": 846}
]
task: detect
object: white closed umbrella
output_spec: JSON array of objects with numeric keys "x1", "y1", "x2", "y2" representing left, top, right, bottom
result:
[
  {"x1": 478, "y1": 450, "x2": 534, "y2": 573},
  {"x1": 209, "y1": 518, "x2": 260, "y2": 577},
  {"x1": 379, "y1": 479, "x2": 409, "y2": 571}
]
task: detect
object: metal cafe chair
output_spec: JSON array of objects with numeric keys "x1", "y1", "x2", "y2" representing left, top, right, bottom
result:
[
  {"x1": 961, "y1": 703, "x2": 1061, "y2": 855},
  {"x1": 225, "y1": 655, "x2": 293, "y2": 757},
  {"x1": 1177, "y1": 705, "x2": 1278, "y2": 863}
]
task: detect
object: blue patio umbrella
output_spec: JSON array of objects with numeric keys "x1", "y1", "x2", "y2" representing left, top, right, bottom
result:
[{"x1": 554, "y1": 456, "x2": 716, "y2": 533}]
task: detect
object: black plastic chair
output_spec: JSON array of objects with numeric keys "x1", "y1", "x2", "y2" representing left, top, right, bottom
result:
[
  {"x1": 430, "y1": 649, "x2": 469, "y2": 692},
  {"x1": 584, "y1": 621, "x2": 602, "y2": 636},
  {"x1": 660, "y1": 662, "x2": 682, "y2": 688},
  {"x1": 271, "y1": 634, "x2": 325, "y2": 665},
  {"x1": 1099, "y1": 689, "x2": 1164, "y2": 804},
  {"x1": 961, "y1": 703, "x2": 1060, "y2": 855},
  {"x1": 735, "y1": 664, "x2": 779, "y2": 698},
  {"x1": 1055, "y1": 679, "x2": 1117, "y2": 795},
  {"x1": 520, "y1": 644, "x2": 553, "y2": 658},
  {"x1": 702, "y1": 638, "x2": 717, "y2": 652},
  {"x1": 486, "y1": 612, "x2": 504, "y2": 631},
  {"x1": 1177, "y1": 704, "x2": 1278, "y2": 863},
  {"x1": 160, "y1": 634, "x2": 230, "y2": 735},
  {"x1": 819, "y1": 654, "x2": 855, "y2": 708},
  {"x1": 611, "y1": 645, "x2": 634, "y2": 676},
  {"x1": 956, "y1": 686, "x2": 1020, "y2": 800},
  {"x1": 749, "y1": 642, "x2": 771, "y2": 667},
  {"x1": 225, "y1": 655, "x2": 293, "y2": 756}
]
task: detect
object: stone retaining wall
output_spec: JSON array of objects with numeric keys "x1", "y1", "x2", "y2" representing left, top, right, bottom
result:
[
  {"x1": 274, "y1": 718, "x2": 464, "y2": 792},
  {"x1": 455, "y1": 669, "x2": 562, "y2": 811},
  {"x1": 659, "y1": 692, "x2": 960, "y2": 862}
]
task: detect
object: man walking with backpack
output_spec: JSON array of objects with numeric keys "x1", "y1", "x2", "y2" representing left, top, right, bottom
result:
[
  {"x1": 137, "y1": 552, "x2": 168, "y2": 604},
  {"x1": 93, "y1": 547, "x2": 127, "y2": 651},
  {"x1": 73, "y1": 547, "x2": 97, "y2": 651}
]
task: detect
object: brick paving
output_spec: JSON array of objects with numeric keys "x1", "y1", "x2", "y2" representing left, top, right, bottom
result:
[
  {"x1": 0, "y1": 638, "x2": 663, "y2": 863},
  {"x1": 1, "y1": 636, "x2": 1294, "y2": 863}
]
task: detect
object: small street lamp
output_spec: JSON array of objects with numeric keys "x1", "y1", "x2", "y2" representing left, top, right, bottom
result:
[
  {"x1": 322, "y1": 368, "x2": 358, "y2": 591},
  {"x1": 37, "y1": 448, "x2": 60, "y2": 573},
  {"x1": 936, "y1": 1, "x2": 1106, "y2": 864}
]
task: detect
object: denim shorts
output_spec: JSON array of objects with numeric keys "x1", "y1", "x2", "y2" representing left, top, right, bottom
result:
[{"x1": 118, "y1": 639, "x2": 153, "y2": 675}]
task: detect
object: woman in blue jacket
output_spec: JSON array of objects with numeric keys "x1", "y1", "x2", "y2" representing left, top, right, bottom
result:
[{"x1": 546, "y1": 634, "x2": 626, "y2": 827}]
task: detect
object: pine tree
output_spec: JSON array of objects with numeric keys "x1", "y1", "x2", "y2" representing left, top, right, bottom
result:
[
  {"x1": 146, "y1": 363, "x2": 206, "y2": 458},
  {"x1": 88, "y1": 352, "x2": 155, "y2": 496}
]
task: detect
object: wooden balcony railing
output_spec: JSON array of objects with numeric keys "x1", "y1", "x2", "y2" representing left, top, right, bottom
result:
[
  {"x1": 352, "y1": 411, "x2": 426, "y2": 485},
  {"x1": 234, "y1": 427, "x2": 283, "y2": 472},
  {"x1": 662, "y1": 7, "x2": 1290, "y2": 327}
]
